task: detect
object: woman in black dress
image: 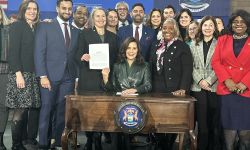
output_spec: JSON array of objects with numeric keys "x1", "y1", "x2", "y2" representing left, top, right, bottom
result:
[{"x1": 6, "y1": 1, "x2": 40, "y2": 150}]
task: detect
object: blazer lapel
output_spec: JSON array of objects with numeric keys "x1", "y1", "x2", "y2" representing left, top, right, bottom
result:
[
  {"x1": 54, "y1": 19, "x2": 66, "y2": 48},
  {"x1": 197, "y1": 42, "x2": 205, "y2": 68},
  {"x1": 205, "y1": 38, "x2": 217, "y2": 68}
]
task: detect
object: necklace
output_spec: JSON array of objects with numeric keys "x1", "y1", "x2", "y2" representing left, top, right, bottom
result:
[{"x1": 233, "y1": 33, "x2": 248, "y2": 39}]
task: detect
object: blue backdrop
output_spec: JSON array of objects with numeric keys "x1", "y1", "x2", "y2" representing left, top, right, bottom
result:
[{"x1": 6, "y1": 0, "x2": 230, "y2": 22}]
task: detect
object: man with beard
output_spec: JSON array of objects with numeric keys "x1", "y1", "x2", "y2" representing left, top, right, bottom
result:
[
  {"x1": 72, "y1": 5, "x2": 88, "y2": 30},
  {"x1": 34, "y1": 0, "x2": 79, "y2": 149},
  {"x1": 115, "y1": 1, "x2": 131, "y2": 28},
  {"x1": 118, "y1": 3, "x2": 155, "y2": 61}
]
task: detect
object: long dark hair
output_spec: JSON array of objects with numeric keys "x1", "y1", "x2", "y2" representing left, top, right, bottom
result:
[
  {"x1": 118, "y1": 37, "x2": 144, "y2": 64},
  {"x1": 176, "y1": 8, "x2": 193, "y2": 28},
  {"x1": 195, "y1": 16, "x2": 219, "y2": 45},
  {"x1": 146, "y1": 8, "x2": 163, "y2": 29},
  {"x1": 227, "y1": 9, "x2": 250, "y2": 35},
  {"x1": 17, "y1": 0, "x2": 40, "y2": 24}
]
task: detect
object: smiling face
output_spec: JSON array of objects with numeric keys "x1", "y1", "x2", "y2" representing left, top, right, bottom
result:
[
  {"x1": 25, "y1": 2, "x2": 38, "y2": 23},
  {"x1": 232, "y1": 16, "x2": 247, "y2": 36},
  {"x1": 73, "y1": 6, "x2": 88, "y2": 28},
  {"x1": 151, "y1": 10, "x2": 161, "y2": 28},
  {"x1": 56, "y1": 1, "x2": 72, "y2": 22},
  {"x1": 202, "y1": 19, "x2": 215, "y2": 38},
  {"x1": 163, "y1": 8, "x2": 175, "y2": 20},
  {"x1": 126, "y1": 41, "x2": 138, "y2": 62},
  {"x1": 179, "y1": 11, "x2": 191, "y2": 28},
  {"x1": 162, "y1": 22, "x2": 176, "y2": 41},
  {"x1": 131, "y1": 6, "x2": 144, "y2": 24},
  {"x1": 188, "y1": 22, "x2": 198, "y2": 40},
  {"x1": 107, "y1": 10, "x2": 118, "y2": 28},
  {"x1": 93, "y1": 9, "x2": 106, "y2": 28},
  {"x1": 117, "y1": 4, "x2": 128, "y2": 21},
  {"x1": 215, "y1": 18, "x2": 224, "y2": 32}
]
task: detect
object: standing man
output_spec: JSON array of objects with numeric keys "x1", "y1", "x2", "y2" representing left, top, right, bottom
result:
[
  {"x1": 34, "y1": 0, "x2": 79, "y2": 149},
  {"x1": 118, "y1": 3, "x2": 155, "y2": 61},
  {"x1": 162, "y1": 5, "x2": 176, "y2": 21},
  {"x1": 115, "y1": 1, "x2": 131, "y2": 28},
  {"x1": 72, "y1": 5, "x2": 88, "y2": 30}
]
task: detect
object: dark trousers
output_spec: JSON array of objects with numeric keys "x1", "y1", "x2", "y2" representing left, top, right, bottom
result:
[
  {"x1": 39, "y1": 71, "x2": 74, "y2": 147},
  {"x1": 193, "y1": 90, "x2": 223, "y2": 150}
]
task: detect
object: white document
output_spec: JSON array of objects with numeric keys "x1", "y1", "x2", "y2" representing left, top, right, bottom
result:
[{"x1": 89, "y1": 43, "x2": 109, "y2": 69}]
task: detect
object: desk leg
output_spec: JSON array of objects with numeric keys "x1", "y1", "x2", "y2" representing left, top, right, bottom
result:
[
  {"x1": 62, "y1": 128, "x2": 70, "y2": 150},
  {"x1": 178, "y1": 133, "x2": 184, "y2": 150},
  {"x1": 189, "y1": 130, "x2": 197, "y2": 150}
]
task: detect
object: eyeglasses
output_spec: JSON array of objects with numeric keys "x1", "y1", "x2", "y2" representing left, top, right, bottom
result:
[{"x1": 188, "y1": 27, "x2": 197, "y2": 32}]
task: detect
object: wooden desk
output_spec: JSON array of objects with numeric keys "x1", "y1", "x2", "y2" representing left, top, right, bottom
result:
[{"x1": 61, "y1": 92, "x2": 197, "y2": 150}]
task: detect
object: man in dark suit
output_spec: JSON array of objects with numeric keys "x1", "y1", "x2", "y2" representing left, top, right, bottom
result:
[
  {"x1": 118, "y1": 3, "x2": 156, "y2": 61},
  {"x1": 115, "y1": 1, "x2": 132, "y2": 28},
  {"x1": 34, "y1": 0, "x2": 79, "y2": 149}
]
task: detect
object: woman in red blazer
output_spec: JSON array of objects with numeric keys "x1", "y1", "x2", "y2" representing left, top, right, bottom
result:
[{"x1": 211, "y1": 10, "x2": 250, "y2": 150}]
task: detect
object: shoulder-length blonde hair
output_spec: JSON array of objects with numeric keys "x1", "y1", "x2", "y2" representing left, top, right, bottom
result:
[
  {"x1": 0, "y1": 6, "x2": 11, "y2": 25},
  {"x1": 88, "y1": 7, "x2": 106, "y2": 28}
]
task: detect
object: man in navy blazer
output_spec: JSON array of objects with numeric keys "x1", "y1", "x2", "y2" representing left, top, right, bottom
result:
[
  {"x1": 118, "y1": 3, "x2": 156, "y2": 61},
  {"x1": 34, "y1": 0, "x2": 79, "y2": 149}
]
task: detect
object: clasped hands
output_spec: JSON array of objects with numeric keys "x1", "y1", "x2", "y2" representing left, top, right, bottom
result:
[{"x1": 224, "y1": 79, "x2": 247, "y2": 94}]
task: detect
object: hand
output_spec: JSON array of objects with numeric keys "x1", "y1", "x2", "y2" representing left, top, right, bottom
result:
[
  {"x1": 102, "y1": 68, "x2": 110, "y2": 84},
  {"x1": 121, "y1": 89, "x2": 137, "y2": 95},
  {"x1": 199, "y1": 80, "x2": 212, "y2": 91},
  {"x1": 81, "y1": 54, "x2": 90, "y2": 62},
  {"x1": 16, "y1": 72, "x2": 25, "y2": 89},
  {"x1": 40, "y1": 77, "x2": 51, "y2": 91},
  {"x1": 224, "y1": 79, "x2": 237, "y2": 92},
  {"x1": 235, "y1": 82, "x2": 247, "y2": 94},
  {"x1": 172, "y1": 89, "x2": 186, "y2": 96}
]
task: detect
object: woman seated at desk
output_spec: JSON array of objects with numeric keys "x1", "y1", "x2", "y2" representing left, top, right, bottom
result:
[
  {"x1": 102, "y1": 37, "x2": 152, "y2": 95},
  {"x1": 102, "y1": 37, "x2": 152, "y2": 150}
]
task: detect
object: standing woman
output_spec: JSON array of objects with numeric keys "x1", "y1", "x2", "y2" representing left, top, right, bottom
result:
[
  {"x1": 212, "y1": 10, "x2": 250, "y2": 150},
  {"x1": 76, "y1": 7, "x2": 118, "y2": 150},
  {"x1": 0, "y1": 6, "x2": 11, "y2": 150},
  {"x1": 176, "y1": 9, "x2": 193, "y2": 40},
  {"x1": 185, "y1": 20, "x2": 199, "y2": 45},
  {"x1": 6, "y1": 1, "x2": 40, "y2": 149},
  {"x1": 190, "y1": 16, "x2": 222, "y2": 150},
  {"x1": 150, "y1": 18, "x2": 193, "y2": 150}
]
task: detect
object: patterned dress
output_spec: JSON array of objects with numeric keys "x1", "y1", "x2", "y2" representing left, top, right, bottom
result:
[{"x1": 6, "y1": 72, "x2": 40, "y2": 108}]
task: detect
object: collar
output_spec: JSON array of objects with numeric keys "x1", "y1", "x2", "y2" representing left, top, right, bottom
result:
[
  {"x1": 72, "y1": 22, "x2": 84, "y2": 30},
  {"x1": 132, "y1": 23, "x2": 143, "y2": 29},
  {"x1": 57, "y1": 16, "x2": 69, "y2": 25}
]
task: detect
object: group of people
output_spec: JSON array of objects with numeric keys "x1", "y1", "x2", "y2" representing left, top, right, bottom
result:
[{"x1": 0, "y1": 0, "x2": 250, "y2": 150}]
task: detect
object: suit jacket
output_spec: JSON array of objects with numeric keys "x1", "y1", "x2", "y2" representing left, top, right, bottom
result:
[
  {"x1": 118, "y1": 24, "x2": 156, "y2": 61},
  {"x1": 150, "y1": 39, "x2": 193, "y2": 92},
  {"x1": 34, "y1": 19, "x2": 79, "y2": 81},
  {"x1": 8, "y1": 21, "x2": 36, "y2": 73},
  {"x1": 211, "y1": 35, "x2": 250, "y2": 97},
  {"x1": 76, "y1": 28, "x2": 118, "y2": 91},
  {"x1": 0, "y1": 25, "x2": 9, "y2": 74},
  {"x1": 190, "y1": 39, "x2": 218, "y2": 92}
]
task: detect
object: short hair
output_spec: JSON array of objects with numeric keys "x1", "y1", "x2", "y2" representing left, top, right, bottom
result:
[
  {"x1": 115, "y1": 1, "x2": 129, "y2": 10},
  {"x1": 56, "y1": 0, "x2": 73, "y2": 7},
  {"x1": 131, "y1": 3, "x2": 145, "y2": 11},
  {"x1": 118, "y1": 37, "x2": 144, "y2": 64},
  {"x1": 164, "y1": 5, "x2": 176, "y2": 14},
  {"x1": 176, "y1": 8, "x2": 193, "y2": 27},
  {"x1": 146, "y1": 8, "x2": 163, "y2": 28},
  {"x1": 89, "y1": 7, "x2": 106, "y2": 28},
  {"x1": 74, "y1": 5, "x2": 88, "y2": 15},
  {"x1": 227, "y1": 9, "x2": 250, "y2": 35},
  {"x1": 195, "y1": 16, "x2": 219, "y2": 45},
  {"x1": 162, "y1": 18, "x2": 180, "y2": 39},
  {"x1": 0, "y1": 6, "x2": 11, "y2": 25},
  {"x1": 17, "y1": 0, "x2": 40, "y2": 24}
]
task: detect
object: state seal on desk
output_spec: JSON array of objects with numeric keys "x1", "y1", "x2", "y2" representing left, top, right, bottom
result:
[
  {"x1": 114, "y1": 100, "x2": 148, "y2": 134},
  {"x1": 179, "y1": 0, "x2": 212, "y2": 12}
]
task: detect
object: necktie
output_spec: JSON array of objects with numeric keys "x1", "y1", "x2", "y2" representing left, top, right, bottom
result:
[
  {"x1": 135, "y1": 26, "x2": 139, "y2": 41},
  {"x1": 122, "y1": 22, "x2": 125, "y2": 26},
  {"x1": 63, "y1": 23, "x2": 70, "y2": 48}
]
